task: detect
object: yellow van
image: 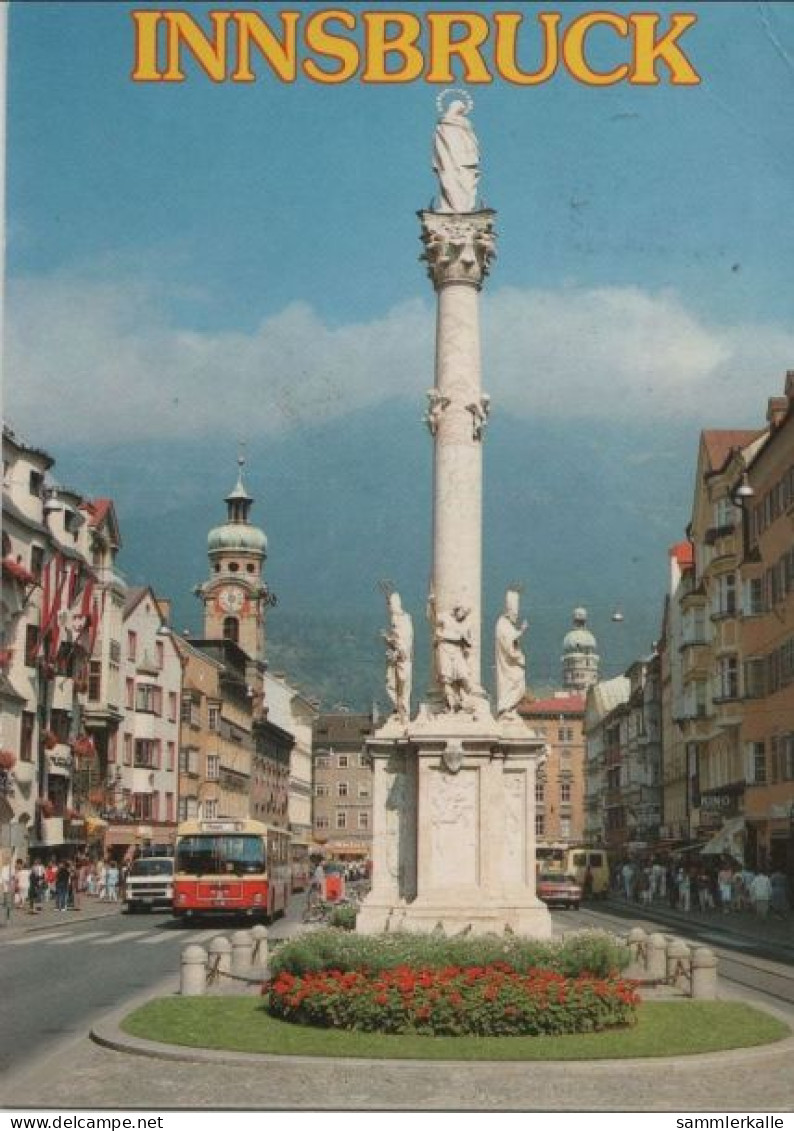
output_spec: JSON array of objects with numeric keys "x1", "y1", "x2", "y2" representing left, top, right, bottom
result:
[{"x1": 566, "y1": 847, "x2": 610, "y2": 898}]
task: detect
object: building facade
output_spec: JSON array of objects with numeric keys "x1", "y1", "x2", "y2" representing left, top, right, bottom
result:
[
  {"x1": 312, "y1": 711, "x2": 374, "y2": 860},
  {"x1": 98, "y1": 587, "x2": 182, "y2": 856},
  {"x1": 265, "y1": 671, "x2": 316, "y2": 841},
  {"x1": 1, "y1": 426, "x2": 113, "y2": 863},
  {"x1": 520, "y1": 693, "x2": 585, "y2": 848},
  {"x1": 741, "y1": 377, "x2": 794, "y2": 873},
  {"x1": 583, "y1": 674, "x2": 631, "y2": 848}
]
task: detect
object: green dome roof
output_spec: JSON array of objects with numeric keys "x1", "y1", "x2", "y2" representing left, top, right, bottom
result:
[
  {"x1": 562, "y1": 608, "x2": 597, "y2": 653},
  {"x1": 207, "y1": 523, "x2": 267, "y2": 554},
  {"x1": 563, "y1": 628, "x2": 597, "y2": 653}
]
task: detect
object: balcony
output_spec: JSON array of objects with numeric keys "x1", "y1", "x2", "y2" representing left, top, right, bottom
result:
[
  {"x1": 704, "y1": 523, "x2": 736, "y2": 546},
  {"x1": 219, "y1": 765, "x2": 249, "y2": 794}
]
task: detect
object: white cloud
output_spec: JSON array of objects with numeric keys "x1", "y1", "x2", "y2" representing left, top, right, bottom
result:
[{"x1": 6, "y1": 271, "x2": 793, "y2": 444}]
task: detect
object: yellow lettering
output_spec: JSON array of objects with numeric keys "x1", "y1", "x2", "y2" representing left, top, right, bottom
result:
[
  {"x1": 563, "y1": 12, "x2": 629, "y2": 86},
  {"x1": 427, "y1": 12, "x2": 492, "y2": 84},
  {"x1": 494, "y1": 12, "x2": 560, "y2": 86},
  {"x1": 163, "y1": 11, "x2": 231, "y2": 83},
  {"x1": 630, "y1": 14, "x2": 700, "y2": 85},
  {"x1": 131, "y1": 10, "x2": 163, "y2": 81},
  {"x1": 233, "y1": 11, "x2": 299, "y2": 82},
  {"x1": 362, "y1": 12, "x2": 423, "y2": 83},
  {"x1": 303, "y1": 9, "x2": 359, "y2": 83}
]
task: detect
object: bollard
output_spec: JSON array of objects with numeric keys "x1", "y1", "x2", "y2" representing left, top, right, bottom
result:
[
  {"x1": 646, "y1": 933, "x2": 668, "y2": 983},
  {"x1": 231, "y1": 929, "x2": 254, "y2": 976},
  {"x1": 180, "y1": 944, "x2": 208, "y2": 997},
  {"x1": 207, "y1": 936, "x2": 232, "y2": 989},
  {"x1": 251, "y1": 924, "x2": 269, "y2": 968},
  {"x1": 623, "y1": 928, "x2": 648, "y2": 981},
  {"x1": 666, "y1": 937, "x2": 691, "y2": 993},
  {"x1": 691, "y1": 947, "x2": 718, "y2": 1000}
]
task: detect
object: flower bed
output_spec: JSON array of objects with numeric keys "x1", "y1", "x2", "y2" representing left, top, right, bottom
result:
[
  {"x1": 269, "y1": 928, "x2": 629, "y2": 980},
  {"x1": 267, "y1": 962, "x2": 639, "y2": 1036}
]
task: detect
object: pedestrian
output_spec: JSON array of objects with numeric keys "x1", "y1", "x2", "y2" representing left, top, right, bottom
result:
[
  {"x1": 106, "y1": 861, "x2": 120, "y2": 902},
  {"x1": 666, "y1": 863, "x2": 678, "y2": 909},
  {"x1": 583, "y1": 865, "x2": 594, "y2": 899},
  {"x1": 718, "y1": 863, "x2": 733, "y2": 913},
  {"x1": 96, "y1": 858, "x2": 107, "y2": 900},
  {"x1": 749, "y1": 871, "x2": 772, "y2": 918},
  {"x1": 14, "y1": 859, "x2": 30, "y2": 909},
  {"x1": 45, "y1": 859, "x2": 57, "y2": 903},
  {"x1": 731, "y1": 870, "x2": 745, "y2": 913},
  {"x1": 68, "y1": 860, "x2": 81, "y2": 910},
  {"x1": 677, "y1": 867, "x2": 691, "y2": 913},
  {"x1": 55, "y1": 860, "x2": 70, "y2": 911},
  {"x1": 29, "y1": 860, "x2": 45, "y2": 913},
  {"x1": 621, "y1": 860, "x2": 633, "y2": 901},
  {"x1": 768, "y1": 869, "x2": 788, "y2": 918}
]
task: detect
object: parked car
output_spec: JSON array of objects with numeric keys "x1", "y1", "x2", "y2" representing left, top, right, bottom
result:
[{"x1": 537, "y1": 872, "x2": 582, "y2": 909}]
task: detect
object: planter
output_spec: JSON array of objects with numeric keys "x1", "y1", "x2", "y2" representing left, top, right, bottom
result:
[{"x1": 72, "y1": 736, "x2": 96, "y2": 759}]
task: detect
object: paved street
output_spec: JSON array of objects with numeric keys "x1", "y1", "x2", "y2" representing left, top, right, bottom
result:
[
  {"x1": 2, "y1": 898, "x2": 794, "y2": 1111},
  {"x1": 0, "y1": 896, "x2": 306, "y2": 1077}
]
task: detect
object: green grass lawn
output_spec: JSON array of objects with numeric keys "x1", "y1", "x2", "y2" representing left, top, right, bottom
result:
[{"x1": 121, "y1": 998, "x2": 790, "y2": 1061}]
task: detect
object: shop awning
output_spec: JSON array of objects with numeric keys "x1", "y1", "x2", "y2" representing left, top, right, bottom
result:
[{"x1": 700, "y1": 817, "x2": 745, "y2": 864}]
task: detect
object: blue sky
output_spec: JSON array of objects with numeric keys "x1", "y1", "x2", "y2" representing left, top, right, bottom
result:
[
  {"x1": 5, "y1": 2, "x2": 794, "y2": 689},
  {"x1": 7, "y1": 1, "x2": 794, "y2": 441}
]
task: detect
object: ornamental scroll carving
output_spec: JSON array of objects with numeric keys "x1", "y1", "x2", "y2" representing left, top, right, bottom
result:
[{"x1": 419, "y1": 212, "x2": 497, "y2": 290}]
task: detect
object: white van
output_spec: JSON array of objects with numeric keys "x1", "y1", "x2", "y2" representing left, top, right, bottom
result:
[{"x1": 125, "y1": 856, "x2": 174, "y2": 912}]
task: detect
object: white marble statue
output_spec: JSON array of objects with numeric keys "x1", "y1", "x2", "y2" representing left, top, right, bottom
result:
[
  {"x1": 424, "y1": 390, "x2": 450, "y2": 436},
  {"x1": 433, "y1": 94, "x2": 479, "y2": 214},
  {"x1": 382, "y1": 591, "x2": 413, "y2": 723},
  {"x1": 434, "y1": 605, "x2": 475, "y2": 712},
  {"x1": 495, "y1": 589, "x2": 528, "y2": 717},
  {"x1": 466, "y1": 394, "x2": 491, "y2": 440}
]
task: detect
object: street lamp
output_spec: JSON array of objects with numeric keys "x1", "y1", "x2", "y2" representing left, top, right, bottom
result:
[{"x1": 732, "y1": 472, "x2": 755, "y2": 505}]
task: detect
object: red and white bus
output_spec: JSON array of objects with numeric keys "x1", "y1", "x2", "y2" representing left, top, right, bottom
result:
[{"x1": 172, "y1": 818, "x2": 291, "y2": 923}]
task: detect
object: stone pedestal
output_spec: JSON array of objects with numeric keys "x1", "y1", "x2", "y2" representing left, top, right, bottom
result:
[{"x1": 357, "y1": 713, "x2": 551, "y2": 938}]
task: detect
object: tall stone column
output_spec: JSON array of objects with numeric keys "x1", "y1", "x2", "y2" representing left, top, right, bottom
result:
[
  {"x1": 358, "y1": 97, "x2": 551, "y2": 939},
  {"x1": 421, "y1": 210, "x2": 496, "y2": 696}
]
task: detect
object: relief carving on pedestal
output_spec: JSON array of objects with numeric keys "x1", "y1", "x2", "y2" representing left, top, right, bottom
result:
[
  {"x1": 384, "y1": 770, "x2": 405, "y2": 883},
  {"x1": 429, "y1": 766, "x2": 478, "y2": 886},
  {"x1": 502, "y1": 770, "x2": 526, "y2": 885}
]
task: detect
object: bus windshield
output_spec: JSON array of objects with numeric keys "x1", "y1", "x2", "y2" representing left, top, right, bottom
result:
[{"x1": 176, "y1": 835, "x2": 266, "y2": 876}]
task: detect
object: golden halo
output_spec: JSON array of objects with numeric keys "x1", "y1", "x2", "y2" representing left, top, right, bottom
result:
[{"x1": 436, "y1": 88, "x2": 474, "y2": 116}]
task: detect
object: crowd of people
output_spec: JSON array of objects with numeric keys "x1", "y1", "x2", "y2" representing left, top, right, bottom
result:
[
  {"x1": 1, "y1": 855, "x2": 128, "y2": 914},
  {"x1": 613, "y1": 857, "x2": 790, "y2": 919}
]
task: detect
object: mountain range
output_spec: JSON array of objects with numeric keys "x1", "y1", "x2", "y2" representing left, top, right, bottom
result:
[{"x1": 52, "y1": 401, "x2": 702, "y2": 709}]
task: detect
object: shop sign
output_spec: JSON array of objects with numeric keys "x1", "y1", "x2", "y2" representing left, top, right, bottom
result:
[
  {"x1": 46, "y1": 751, "x2": 73, "y2": 774},
  {"x1": 700, "y1": 793, "x2": 739, "y2": 815}
]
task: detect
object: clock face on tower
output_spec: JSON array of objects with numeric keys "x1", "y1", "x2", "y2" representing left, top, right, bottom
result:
[{"x1": 217, "y1": 586, "x2": 245, "y2": 614}]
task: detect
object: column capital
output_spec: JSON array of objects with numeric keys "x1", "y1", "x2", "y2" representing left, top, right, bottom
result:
[{"x1": 418, "y1": 209, "x2": 497, "y2": 291}]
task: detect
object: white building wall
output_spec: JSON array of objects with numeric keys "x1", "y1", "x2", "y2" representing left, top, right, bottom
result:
[{"x1": 264, "y1": 672, "x2": 315, "y2": 837}]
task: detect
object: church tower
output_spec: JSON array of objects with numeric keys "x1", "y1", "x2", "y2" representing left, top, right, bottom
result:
[
  {"x1": 198, "y1": 458, "x2": 271, "y2": 663},
  {"x1": 561, "y1": 607, "x2": 600, "y2": 691}
]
